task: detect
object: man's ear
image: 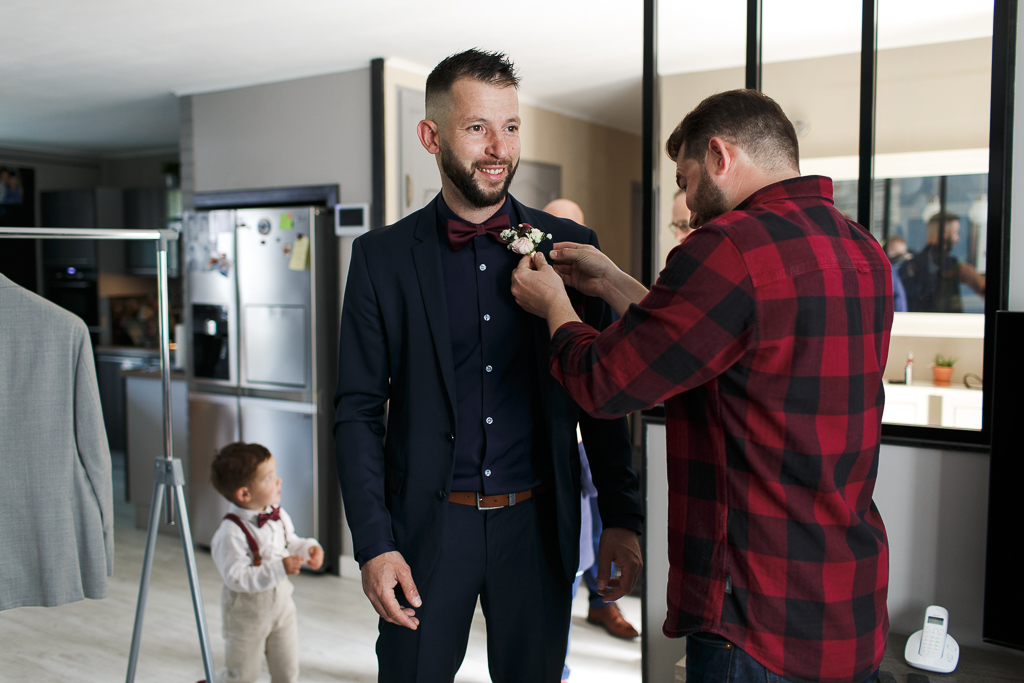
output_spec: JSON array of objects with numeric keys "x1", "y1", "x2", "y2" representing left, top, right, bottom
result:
[
  {"x1": 706, "y1": 137, "x2": 737, "y2": 178},
  {"x1": 417, "y1": 119, "x2": 441, "y2": 155},
  {"x1": 235, "y1": 486, "x2": 251, "y2": 504}
]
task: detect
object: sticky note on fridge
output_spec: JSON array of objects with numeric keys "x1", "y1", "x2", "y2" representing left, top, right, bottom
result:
[
  {"x1": 280, "y1": 213, "x2": 294, "y2": 230},
  {"x1": 289, "y1": 235, "x2": 310, "y2": 271}
]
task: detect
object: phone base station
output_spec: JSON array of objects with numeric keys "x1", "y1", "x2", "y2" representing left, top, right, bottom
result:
[{"x1": 905, "y1": 630, "x2": 959, "y2": 673}]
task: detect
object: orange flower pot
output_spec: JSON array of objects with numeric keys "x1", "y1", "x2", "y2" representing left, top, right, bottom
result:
[{"x1": 932, "y1": 366, "x2": 954, "y2": 386}]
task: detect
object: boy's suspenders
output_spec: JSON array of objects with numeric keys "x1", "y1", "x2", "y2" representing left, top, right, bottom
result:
[{"x1": 223, "y1": 514, "x2": 262, "y2": 566}]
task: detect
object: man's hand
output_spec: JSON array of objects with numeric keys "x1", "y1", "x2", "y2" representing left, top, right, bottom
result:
[
  {"x1": 594, "y1": 527, "x2": 643, "y2": 602},
  {"x1": 305, "y1": 545, "x2": 324, "y2": 571},
  {"x1": 361, "y1": 550, "x2": 422, "y2": 630},
  {"x1": 547, "y1": 242, "x2": 619, "y2": 298},
  {"x1": 548, "y1": 242, "x2": 649, "y2": 318},
  {"x1": 282, "y1": 555, "x2": 303, "y2": 575},
  {"x1": 511, "y1": 252, "x2": 580, "y2": 334}
]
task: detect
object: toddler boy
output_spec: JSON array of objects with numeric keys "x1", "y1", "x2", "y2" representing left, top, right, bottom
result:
[{"x1": 210, "y1": 442, "x2": 323, "y2": 683}]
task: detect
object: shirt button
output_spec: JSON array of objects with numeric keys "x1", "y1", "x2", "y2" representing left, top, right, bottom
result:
[
  {"x1": 485, "y1": 469, "x2": 492, "y2": 476},
  {"x1": 483, "y1": 314, "x2": 491, "y2": 321},
  {"x1": 447, "y1": 432, "x2": 455, "y2": 442},
  {"x1": 437, "y1": 490, "x2": 446, "y2": 501},
  {"x1": 485, "y1": 417, "x2": 493, "y2": 425},
  {"x1": 485, "y1": 365, "x2": 493, "y2": 372},
  {"x1": 479, "y1": 263, "x2": 487, "y2": 271}
]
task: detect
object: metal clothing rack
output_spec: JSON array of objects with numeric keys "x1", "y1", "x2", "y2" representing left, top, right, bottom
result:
[{"x1": 0, "y1": 227, "x2": 216, "y2": 683}]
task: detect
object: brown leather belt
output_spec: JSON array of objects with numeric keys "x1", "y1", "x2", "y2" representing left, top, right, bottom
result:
[{"x1": 449, "y1": 482, "x2": 552, "y2": 510}]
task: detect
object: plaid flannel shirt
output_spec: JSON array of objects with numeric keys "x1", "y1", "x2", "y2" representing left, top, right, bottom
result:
[{"x1": 551, "y1": 176, "x2": 892, "y2": 683}]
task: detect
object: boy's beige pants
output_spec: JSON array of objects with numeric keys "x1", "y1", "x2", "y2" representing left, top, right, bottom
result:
[{"x1": 220, "y1": 578, "x2": 298, "y2": 683}]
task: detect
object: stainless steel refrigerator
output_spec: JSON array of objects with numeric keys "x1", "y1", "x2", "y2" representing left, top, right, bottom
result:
[{"x1": 184, "y1": 206, "x2": 339, "y2": 570}]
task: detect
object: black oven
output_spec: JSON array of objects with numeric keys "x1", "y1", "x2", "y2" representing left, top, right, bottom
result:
[{"x1": 45, "y1": 265, "x2": 98, "y2": 327}]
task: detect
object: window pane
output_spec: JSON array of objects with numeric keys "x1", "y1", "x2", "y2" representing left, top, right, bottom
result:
[
  {"x1": 762, "y1": 0, "x2": 863, "y2": 218},
  {"x1": 876, "y1": 0, "x2": 993, "y2": 429},
  {"x1": 656, "y1": 0, "x2": 746, "y2": 273}
]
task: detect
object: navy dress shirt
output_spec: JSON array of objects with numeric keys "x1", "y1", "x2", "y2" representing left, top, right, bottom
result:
[{"x1": 436, "y1": 195, "x2": 549, "y2": 496}]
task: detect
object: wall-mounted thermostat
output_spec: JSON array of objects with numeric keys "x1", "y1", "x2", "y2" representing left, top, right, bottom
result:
[{"x1": 335, "y1": 203, "x2": 371, "y2": 236}]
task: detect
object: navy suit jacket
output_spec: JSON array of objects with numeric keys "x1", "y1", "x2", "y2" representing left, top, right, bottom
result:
[{"x1": 333, "y1": 194, "x2": 643, "y2": 585}]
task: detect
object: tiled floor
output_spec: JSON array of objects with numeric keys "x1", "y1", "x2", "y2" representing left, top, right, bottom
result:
[{"x1": 0, "y1": 489, "x2": 642, "y2": 683}]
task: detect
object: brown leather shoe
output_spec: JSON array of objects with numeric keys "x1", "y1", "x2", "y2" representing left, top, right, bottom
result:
[{"x1": 587, "y1": 603, "x2": 640, "y2": 639}]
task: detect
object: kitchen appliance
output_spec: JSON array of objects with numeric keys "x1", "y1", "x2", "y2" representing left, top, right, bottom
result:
[
  {"x1": 184, "y1": 206, "x2": 340, "y2": 570},
  {"x1": 40, "y1": 188, "x2": 122, "y2": 334}
]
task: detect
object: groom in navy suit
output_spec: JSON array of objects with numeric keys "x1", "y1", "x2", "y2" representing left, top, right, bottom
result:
[{"x1": 334, "y1": 49, "x2": 643, "y2": 682}]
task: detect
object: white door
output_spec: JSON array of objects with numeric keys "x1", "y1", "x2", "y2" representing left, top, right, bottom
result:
[
  {"x1": 398, "y1": 87, "x2": 442, "y2": 219},
  {"x1": 508, "y1": 160, "x2": 562, "y2": 210}
]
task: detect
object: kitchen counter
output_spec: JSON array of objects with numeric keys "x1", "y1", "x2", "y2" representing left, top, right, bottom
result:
[
  {"x1": 95, "y1": 344, "x2": 160, "y2": 358},
  {"x1": 884, "y1": 380, "x2": 983, "y2": 429},
  {"x1": 675, "y1": 632, "x2": 1024, "y2": 682},
  {"x1": 119, "y1": 366, "x2": 187, "y2": 380},
  {"x1": 124, "y1": 369, "x2": 189, "y2": 533},
  {"x1": 880, "y1": 632, "x2": 1024, "y2": 683}
]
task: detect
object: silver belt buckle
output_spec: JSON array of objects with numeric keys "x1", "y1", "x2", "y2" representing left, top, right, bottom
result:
[{"x1": 476, "y1": 492, "x2": 515, "y2": 510}]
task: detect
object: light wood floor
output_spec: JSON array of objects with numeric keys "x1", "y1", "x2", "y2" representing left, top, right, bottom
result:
[{"x1": 0, "y1": 498, "x2": 642, "y2": 682}]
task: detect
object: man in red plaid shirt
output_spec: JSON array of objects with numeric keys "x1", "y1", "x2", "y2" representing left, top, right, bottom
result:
[{"x1": 512, "y1": 89, "x2": 892, "y2": 683}]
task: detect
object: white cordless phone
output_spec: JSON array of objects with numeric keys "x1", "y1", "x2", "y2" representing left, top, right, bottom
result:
[
  {"x1": 918, "y1": 605, "x2": 948, "y2": 658},
  {"x1": 905, "y1": 604, "x2": 959, "y2": 673}
]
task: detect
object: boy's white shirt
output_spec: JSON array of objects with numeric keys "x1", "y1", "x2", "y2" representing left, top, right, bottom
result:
[{"x1": 211, "y1": 504, "x2": 321, "y2": 593}]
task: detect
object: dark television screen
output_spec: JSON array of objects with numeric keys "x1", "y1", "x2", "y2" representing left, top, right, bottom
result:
[
  {"x1": 983, "y1": 311, "x2": 1024, "y2": 651},
  {"x1": 0, "y1": 166, "x2": 38, "y2": 292}
]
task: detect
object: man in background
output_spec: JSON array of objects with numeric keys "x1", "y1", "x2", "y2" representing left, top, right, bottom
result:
[
  {"x1": 899, "y1": 212, "x2": 984, "y2": 312},
  {"x1": 669, "y1": 189, "x2": 693, "y2": 243},
  {"x1": 542, "y1": 198, "x2": 641, "y2": 643}
]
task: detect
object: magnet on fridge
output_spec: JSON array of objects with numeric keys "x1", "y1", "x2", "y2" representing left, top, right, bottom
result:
[
  {"x1": 282, "y1": 243, "x2": 292, "y2": 258},
  {"x1": 280, "y1": 213, "x2": 294, "y2": 231},
  {"x1": 289, "y1": 235, "x2": 310, "y2": 271}
]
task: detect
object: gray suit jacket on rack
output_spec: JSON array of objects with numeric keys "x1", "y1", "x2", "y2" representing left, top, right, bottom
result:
[{"x1": 0, "y1": 273, "x2": 114, "y2": 609}]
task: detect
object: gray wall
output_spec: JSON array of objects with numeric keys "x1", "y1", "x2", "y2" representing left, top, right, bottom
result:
[
  {"x1": 190, "y1": 68, "x2": 372, "y2": 205},
  {"x1": 643, "y1": 423, "x2": 686, "y2": 682},
  {"x1": 874, "y1": 445, "x2": 990, "y2": 644},
  {"x1": 1011, "y1": 11, "x2": 1024, "y2": 311}
]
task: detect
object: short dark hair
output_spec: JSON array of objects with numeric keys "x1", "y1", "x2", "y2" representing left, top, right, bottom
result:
[
  {"x1": 425, "y1": 49, "x2": 519, "y2": 122},
  {"x1": 926, "y1": 212, "x2": 961, "y2": 230},
  {"x1": 665, "y1": 89, "x2": 799, "y2": 172},
  {"x1": 211, "y1": 442, "x2": 272, "y2": 502}
]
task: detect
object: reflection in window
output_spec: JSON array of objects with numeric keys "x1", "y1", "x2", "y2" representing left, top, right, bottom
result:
[
  {"x1": 872, "y1": 1, "x2": 992, "y2": 431},
  {"x1": 838, "y1": 174, "x2": 987, "y2": 314},
  {"x1": 653, "y1": 1, "x2": 994, "y2": 432},
  {"x1": 655, "y1": 1, "x2": 745, "y2": 273}
]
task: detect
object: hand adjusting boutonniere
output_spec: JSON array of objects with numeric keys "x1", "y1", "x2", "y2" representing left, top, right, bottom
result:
[{"x1": 500, "y1": 223, "x2": 552, "y2": 256}]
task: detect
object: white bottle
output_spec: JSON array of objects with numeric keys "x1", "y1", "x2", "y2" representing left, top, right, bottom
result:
[{"x1": 904, "y1": 352, "x2": 914, "y2": 384}]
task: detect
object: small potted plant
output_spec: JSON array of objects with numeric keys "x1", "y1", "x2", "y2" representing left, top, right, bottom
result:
[{"x1": 932, "y1": 354, "x2": 957, "y2": 386}]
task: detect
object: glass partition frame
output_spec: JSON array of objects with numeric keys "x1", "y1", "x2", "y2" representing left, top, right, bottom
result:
[{"x1": 642, "y1": 0, "x2": 1016, "y2": 450}]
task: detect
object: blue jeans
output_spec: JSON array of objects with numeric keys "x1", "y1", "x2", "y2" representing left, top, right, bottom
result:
[{"x1": 685, "y1": 632, "x2": 879, "y2": 683}]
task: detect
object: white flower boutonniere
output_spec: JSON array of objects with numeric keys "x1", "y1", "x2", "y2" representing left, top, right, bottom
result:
[{"x1": 499, "y1": 223, "x2": 552, "y2": 256}]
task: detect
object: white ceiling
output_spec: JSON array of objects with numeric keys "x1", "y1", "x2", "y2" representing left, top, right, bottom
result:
[{"x1": 0, "y1": 0, "x2": 994, "y2": 156}]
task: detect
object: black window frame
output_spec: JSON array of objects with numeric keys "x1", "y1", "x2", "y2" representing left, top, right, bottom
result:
[{"x1": 641, "y1": 0, "x2": 1016, "y2": 452}]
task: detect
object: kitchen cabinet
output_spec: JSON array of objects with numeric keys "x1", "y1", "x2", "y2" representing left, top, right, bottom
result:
[
  {"x1": 883, "y1": 381, "x2": 983, "y2": 429},
  {"x1": 124, "y1": 368, "x2": 188, "y2": 532}
]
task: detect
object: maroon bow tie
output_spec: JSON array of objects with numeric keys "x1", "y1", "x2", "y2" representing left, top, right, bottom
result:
[
  {"x1": 446, "y1": 213, "x2": 511, "y2": 252},
  {"x1": 257, "y1": 507, "x2": 281, "y2": 527}
]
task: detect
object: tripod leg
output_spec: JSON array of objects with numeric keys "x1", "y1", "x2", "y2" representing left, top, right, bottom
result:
[
  {"x1": 173, "y1": 483, "x2": 218, "y2": 683},
  {"x1": 125, "y1": 479, "x2": 166, "y2": 683}
]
